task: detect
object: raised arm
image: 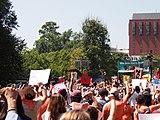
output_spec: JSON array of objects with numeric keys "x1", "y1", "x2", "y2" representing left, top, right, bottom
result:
[
  {"x1": 4, "y1": 87, "x2": 22, "y2": 120},
  {"x1": 122, "y1": 80, "x2": 131, "y2": 104},
  {"x1": 107, "y1": 99, "x2": 116, "y2": 120}
]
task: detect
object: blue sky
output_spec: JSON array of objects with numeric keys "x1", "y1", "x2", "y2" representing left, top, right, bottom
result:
[{"x1": 11, "y1": 0, "x2": 160, "y2": 49}]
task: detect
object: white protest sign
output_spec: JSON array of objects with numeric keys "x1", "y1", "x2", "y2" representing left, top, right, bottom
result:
[
  {"x1": 148, "y1": 83, "x2": 160, "y2": 92},
  {"x1": 139, "y1": 113, "x2": 160, "y2": 120},
  {"x1": 52, "y1": 83, "x2": 67, "y2": 94},
  {"x1": 29, "y1": 69, "x2": 51, "y2": 85},
  {"x1": 132, "y1": 79, "x2": 148, "y2": 90},
  {"x1": 71, "y1": 72, "x2": 77, "y2": 81}
]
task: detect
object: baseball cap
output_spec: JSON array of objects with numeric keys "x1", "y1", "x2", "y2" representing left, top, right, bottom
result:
[
  {"x1": 71, "y1": 90, "x2": 82, "y2": 97},
  {"x1": 110, "y1": 87, "x2": 119, "y2": 94},
  {"x1": 82, "y1": 91, "x2": 92, "y2": 98}
]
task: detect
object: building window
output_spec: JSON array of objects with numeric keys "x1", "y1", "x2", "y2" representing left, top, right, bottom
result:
[
  {"x1": 133, "y1": 42, "x2": 135, "y2": 48},
  {"x1": 154, "y1": 37, "x2": 157, "y2": 48},
  {"x1": 133, "y1": 49, "x2": 135, "y2": 54},
  {"x1": 140, "y1": 49, "x2": 142, "y2": 53},
  {"x1": 132, "y1": 22, "x2": 136, "y2": 35},
  {"x1": 139, "y1": 22, "x2": 143, "y2": 35},
  {"x1": 154, "y1": 22, "x2": 158, "y2": 35},
  {"x1": 146, "y1": 22, "x2": 150, "y2": 35},
  {"x1": 154, "y1": 49, "x2": 157, "y2": 54}
]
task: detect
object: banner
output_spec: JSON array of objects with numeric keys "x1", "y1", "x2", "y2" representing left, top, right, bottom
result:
[
  {"x1": 81, "y1": 73, "x2": 91, "y2": 85},
  {"x1": 29, "y1": 69, "x2": 51, "y2": 85},
  {"x1": 118, "y1": 61, "x2": 149, "y2": 73}
]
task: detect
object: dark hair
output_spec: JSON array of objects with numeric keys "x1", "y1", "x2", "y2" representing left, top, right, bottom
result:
[
  {"x1": 71, "y1": 96, "x2": 82, "y2": 103},
  {"x1": 135, "y1": 86, "x2": 140, "y2": 93},
  {"x1": 59, "y1": 89, "x2": 67, "y2": 100},
  {"x1": 99, "y1": 88, "x2": 108, "y2": 97},
  {"x1": 136, "y1": 94, "x2": 145, "y2": 105},
  {"x1": 86, "y1": 106, "x2": 98, "y2": 120},
  {"x1": 143, "y1": 91, "x2": 152, "y2": 106},
  {"x1": 144, "y1": 88, "x2": 151, "y2": 93}
]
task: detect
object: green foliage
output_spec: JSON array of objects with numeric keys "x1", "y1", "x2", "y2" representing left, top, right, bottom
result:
[
  {"x1": 34, "y1": 21, "x2": 61, "y2": 53},
  {"x1": 22, "y1": 18, "x2": 130, "y2": 80},
  {"x1": 82, "y1": 18, "x2": 111, "y2": 78},
  {"x1": 0, "y1": 0, "x2": 26, "y2": 85},
  {"x1": 0, "y1": 0, "x2": 18, "y2": 31}
]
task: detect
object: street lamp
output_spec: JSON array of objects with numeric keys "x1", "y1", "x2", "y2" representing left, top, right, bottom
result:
[{"x1": 147, "y1": 52, "x2": 153, "y2": 82}]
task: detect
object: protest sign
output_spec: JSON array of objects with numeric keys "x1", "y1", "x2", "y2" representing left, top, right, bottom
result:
[
  {"x1": 71, "y1": 72, "x2": 77, "y2": 81},
  {"x1": 81, "y1": 73, "x2": 91, "y2": 85},
  {"x1": 29, "y1": 69, "x2": 51, "y2": 85},
  {"x1": 132, "y1": 79, "x2": 148, "y2": 89},
  {"x1": 139, "y1": 113, "x2": 160, "y2": 120},
  {"x1": 148, "y1": 83, "x2": 160, "y2": 92},
  {"x1": 134, "y1": 67, "x2": 143, "y2": 79}
]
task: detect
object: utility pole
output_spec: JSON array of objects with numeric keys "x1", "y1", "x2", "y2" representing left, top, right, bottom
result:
[{"x1": 147, "y1": 51, "x2": 153, "y2": 82}]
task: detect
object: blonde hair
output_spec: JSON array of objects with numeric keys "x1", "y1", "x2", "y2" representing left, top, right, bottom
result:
[{"x1": 60, "y1": 110, "x2": 90, "y2": 120}]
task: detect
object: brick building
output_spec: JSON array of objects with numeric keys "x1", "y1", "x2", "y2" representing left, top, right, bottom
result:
[{"x1": 129, "y1": 13, "x2": 160, "y2": 56}]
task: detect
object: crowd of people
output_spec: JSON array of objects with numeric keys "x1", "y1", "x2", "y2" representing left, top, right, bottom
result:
[{"x1": 1, "y1": 73, "x2": 160, "y2": 120}]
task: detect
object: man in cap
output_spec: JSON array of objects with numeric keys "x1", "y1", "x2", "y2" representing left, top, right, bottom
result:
[{"x1": 102, "y1": 81, "x2": 131, "y2": 120}]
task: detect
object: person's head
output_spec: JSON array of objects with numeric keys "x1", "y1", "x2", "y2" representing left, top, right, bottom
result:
[
  {"x1": 20, "y1": 86, "x2": 36, "y2": 100},
  {"x1": 135, "y1": 86, "x2": 140, "y2": 93},
  {"x1": 99, "y1": 88, "x2": 108, "y2": 98},
  {"x1": 143, "y1": 91, "x2": 152, "y2": 106},
  {"x1": 108, "y1": 94, "x2": 114, "y2": 101},
  {"x1": 71, "y1": 90, "x2": 82, "y2": 103},
  {"x1": 136, "y1": 94, "x2": 145, "y2": 105},
  {"x1": 82, "y1": 91, "x2": 93, "y2": 100},
  {"x1": 110, "y1": 87, "x2": 119, "y2": 100},
  {"x1": 59, "y1": 89, "x2": 67, "y2": 100},
  {"x1": 86, "y1": 106, "x2": 98, "y2": 120},
  {"x1": 144, "y1": 87, "x2": 151, "y2": 93},
  {"x1": 60, "y1": 110, "x2": 90, "y2": 120},
  {"x1": 48, "y1": 93, "x2": 66, "y2": 119}
]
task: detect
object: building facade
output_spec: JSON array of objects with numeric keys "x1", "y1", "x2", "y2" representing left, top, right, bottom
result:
[{"x1": 129, "y1": 13, "x2": 160, "y2": 56}]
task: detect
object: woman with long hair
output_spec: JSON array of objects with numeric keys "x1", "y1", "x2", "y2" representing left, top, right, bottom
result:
[{"x1": 42, "y1": 93, "x2": 66, "y2": 120}]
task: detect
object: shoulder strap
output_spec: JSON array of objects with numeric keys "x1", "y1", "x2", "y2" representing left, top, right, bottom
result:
[{"x1": 145, "y1": 107, "x2": 150, "y2": 114}]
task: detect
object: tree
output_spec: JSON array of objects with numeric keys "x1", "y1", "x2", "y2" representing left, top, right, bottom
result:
[
  {"x1": 82, "y1": 18, "x2": 111, "y2": 78},
  {"x1": 0, "y1": 0, "x2": 26, "y2": 85},
  {"x1": 34, "y1": 21, "x2": 62, "y2": 53}
]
